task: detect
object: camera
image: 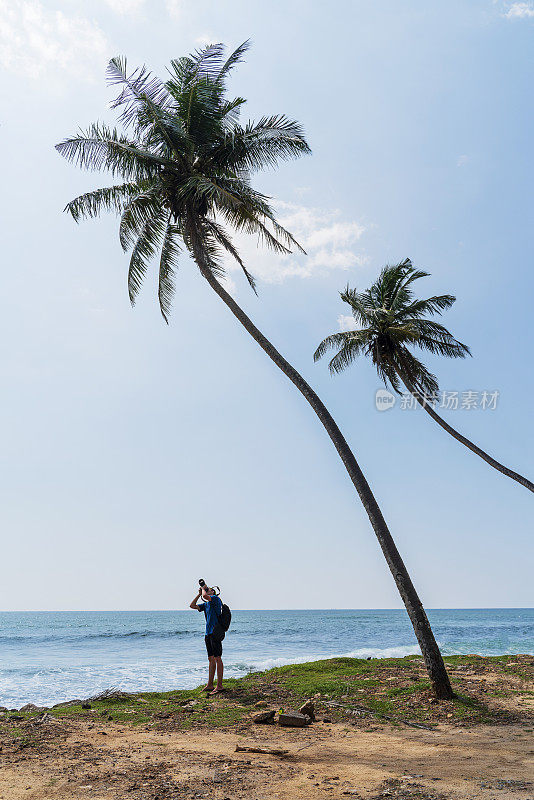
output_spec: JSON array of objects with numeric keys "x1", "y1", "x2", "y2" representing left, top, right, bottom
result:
[{"x1": 198, "y1": 578, "x2": 206, "y2": 587}]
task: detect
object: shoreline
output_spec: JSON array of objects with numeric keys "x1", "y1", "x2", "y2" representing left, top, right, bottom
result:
[
  {"x1": 1, "y1": 653, "x2": 533, "y2": 800},
  {"x1": 1, "y1": 650, "x2": 532, "y2": 712},
  {"x1": 3, "y1": 651, "x2": 534, "y2": 711}
]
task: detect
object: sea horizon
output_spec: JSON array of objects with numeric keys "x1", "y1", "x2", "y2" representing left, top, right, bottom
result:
[{"x1": 2, "y1": 606, "x2": 533, "y2": 613}]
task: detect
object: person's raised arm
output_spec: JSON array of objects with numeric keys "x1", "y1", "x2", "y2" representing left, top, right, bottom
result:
[{"x1": 189, "y1": 590, "x2": 202, "y2": 610}]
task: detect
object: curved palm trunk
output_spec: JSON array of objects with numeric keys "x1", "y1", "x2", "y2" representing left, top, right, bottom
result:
[
  {"x1": 396, "y1": 369, "x2": 534, "y2": 494},
  {"x1": 196, "y1": 262, "x2": 453, "y2": 700}
]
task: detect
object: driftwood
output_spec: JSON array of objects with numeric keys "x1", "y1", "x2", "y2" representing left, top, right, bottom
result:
[{"x1": 235, "y1": 745, "x2": 289, "y2": 756}]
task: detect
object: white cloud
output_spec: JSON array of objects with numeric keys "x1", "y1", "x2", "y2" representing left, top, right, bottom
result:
[
  {"x1": 194, "y1": 34, "x2": 216, "y2": 48},
  {"x1": 165, "y1": 0, "x2": 183, "y2": 19},
  {"x1": 338, "y1": 314, "x2": 357, "y2": 332},
  {"x1": 0, "y1": 1, "x2": 108, "y2": 80},
  {"x1": 504, "y1": 2, "x2": 534, "y2": 17},
  {"x1": 103, "y1": 0, "x2": 146, "y2": 14},
  {"x1": 224, "y1": 201, "x2": 368, "y2": 284},
  {"x1": 218, "y1": 272, "x2": 237, "y2": 295},
  {"x1": 457, "y1": 154, "x2": 469, "y2": 167}
]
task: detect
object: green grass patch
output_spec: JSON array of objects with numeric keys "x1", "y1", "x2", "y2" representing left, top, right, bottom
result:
[{"x1": 3, "y1": 654, "x2": 530, "y2": 736}]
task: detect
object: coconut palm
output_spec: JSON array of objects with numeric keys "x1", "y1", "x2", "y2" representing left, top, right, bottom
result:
[
  {"x1": 56, "y1": 42, "x2": 453, "y2": 698},
  {"x1": 314, "y1": 259, "x2": 533, "y2": 492}
]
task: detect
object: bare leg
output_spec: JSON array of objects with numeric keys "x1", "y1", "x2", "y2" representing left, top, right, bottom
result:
[
  {"x1": 213, "y1": 656, "x2": 223, "y2": 691},
  {"x1": 204, "y1": 656, "x2": 216, "y2": 690}
]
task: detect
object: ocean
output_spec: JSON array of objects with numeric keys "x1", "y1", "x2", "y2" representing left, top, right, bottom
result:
[{"x1": 0, "y1": 608, "x2": 532, "y2": 709}]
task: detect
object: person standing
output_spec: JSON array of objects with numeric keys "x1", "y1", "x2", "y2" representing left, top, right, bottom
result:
[{"x1": 189, "y1": 584, "x2": 224, "y2": 695}]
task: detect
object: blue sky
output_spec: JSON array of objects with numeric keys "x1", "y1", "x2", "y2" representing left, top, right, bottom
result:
[{"x1": 1, "y1": 0, "x2": 532, "y2": 611}]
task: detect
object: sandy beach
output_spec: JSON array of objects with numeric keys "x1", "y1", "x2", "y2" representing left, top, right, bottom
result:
[{"x1": 2, "y1": 716, "x2": 533, "y2": 800}]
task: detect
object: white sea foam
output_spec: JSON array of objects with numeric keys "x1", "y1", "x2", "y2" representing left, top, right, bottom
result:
[
  {"x1": 226, "y1": 644, "x2": 420, "y2": 677},
  {"x1": 342, "y1": 645, "x2": 419, "y2": 659}
]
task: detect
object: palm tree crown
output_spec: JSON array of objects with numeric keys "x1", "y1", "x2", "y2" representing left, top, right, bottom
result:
[
  {"x1": 314, "y1": 259, "x2": 470, "y2": 396},
  {"x1": 315, "y1": 260, "x2": 533, "y2": 493},
  {"x1": 56, "y1": 41, "x2": 310, "y2": 321}
]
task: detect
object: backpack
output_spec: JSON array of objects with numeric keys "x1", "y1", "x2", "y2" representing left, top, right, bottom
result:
[{"x1": 218, "y1": 603, "x2": 232, "y2": 632}]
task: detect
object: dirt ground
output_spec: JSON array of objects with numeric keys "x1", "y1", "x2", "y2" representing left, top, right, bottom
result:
[
  {"x1": 1, "y1": 656, "x2": 533, "y2": 800},
  {"x1": 1, "y1": 716, "x2": 533, "y2": 800}
]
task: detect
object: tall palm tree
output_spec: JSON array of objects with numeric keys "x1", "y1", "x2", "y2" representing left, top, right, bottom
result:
[
  {"x1": 56, "y1": 42, "x2": 453, "y2": 698},
  {"x1": 314, "y1": 259, "x2": 533, "y2": 492}
]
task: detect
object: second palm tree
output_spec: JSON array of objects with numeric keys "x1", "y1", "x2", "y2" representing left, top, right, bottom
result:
[{"x1": 314, "y1": 259, "x2": 533, "y2": 493}]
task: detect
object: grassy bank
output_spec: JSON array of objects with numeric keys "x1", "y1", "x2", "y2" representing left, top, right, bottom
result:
[{"x1": 2, "y1": 654, "x2": 533, "y2": 742}]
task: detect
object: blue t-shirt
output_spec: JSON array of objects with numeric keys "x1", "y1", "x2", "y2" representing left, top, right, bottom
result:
[{"x1": 197, "y1": 596, "x2": 222, "y2": 635}]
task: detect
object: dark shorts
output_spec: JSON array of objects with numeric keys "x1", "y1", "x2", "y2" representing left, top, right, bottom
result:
[{"x1": 205, "y1": 633, "x2": 223, "y2": 658}]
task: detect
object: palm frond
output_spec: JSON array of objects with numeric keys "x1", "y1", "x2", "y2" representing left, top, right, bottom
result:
[
  {"x1": 56, "y1": 124, "x2": 173, "y2": 180},
  {"x1": 158, "y1": 218, "x2": 180, "y2": 322},
  {"x1": 210, "y1": 116, "x2": 311, "y2": 173},
  {"x1": 373, "y1": 353, "x2": 403, "y2": 393},
  {"x1": 166, "y1": 41, "x2": 244, "y2": 93},
  {"x1": 314, "y1": 330, "x2": 373, "y2": 377},
  {"x1": 396, "y1": 266, "x2": 430, "y2": 292},
  {"x1": 204, "y1": 219, "x2": 256, "y2": 293},
  {"x1": 398, "y1": 294, "x2": 456, "y2": 319},
  {"x1": 64, "y1": 183, "x2": 141, "y2": 222},
  {"x1": 396, "y1": 347, "x2": 439, "y2": 397},
  {"x1": 217, "y1": 203, "x2": 293, "y2": 256},
  {"x1": 119, "y1": 187, "x2": 163, "y2": 250},
  {"x1": 181, "y1": 175, "x2": 244, "y2": 210},
  {"x1": 416, "y1": 337, "x2": 471, "y2": 359},
  {"x1": 409, "y1": 319, "x2": 471, "y2": 358},
  {"x1": 217, "y1": 40, "x2": 251, "y2": 81},
  {"x1": 183, "y1": 215, "x2": 226, "y2": 281},
  {"x1": 106, "y1": 57, "x2": 192, "y2": 161},
  {"x1": 166, "y1": 45, "x2": 228, "y2": 141},
  {"x1": 219, "y1": 96, "x2": 247, "y2": 127},
  {"x1": 313, "y1": 331, "x2": 356, "y2": 362},
  {"x1": 340, "y1": 288, "x2": 377, "y2": 326},
  {"x1": 190, "y1": 42, "x2": 227, "y2": 82},
  {"x1": 128, "y1": 209, "x2": 167, "y2": 305},
  {"x1": 267, "y1": 213, "x2": 307, "y2": 254},
  {"x1": 327, "y1": 344, "x2": 362, "y2": 375},
  {"x1": 107, "y1": 56, "x2": 172, "y2": 128}
]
